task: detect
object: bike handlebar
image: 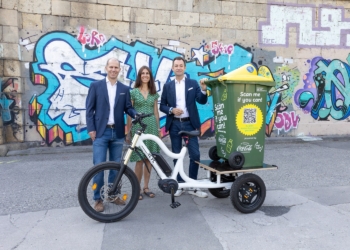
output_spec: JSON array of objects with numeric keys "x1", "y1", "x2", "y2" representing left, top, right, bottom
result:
[{"x1": 132, "y1": 113, "x2": 153, "y2": 125}]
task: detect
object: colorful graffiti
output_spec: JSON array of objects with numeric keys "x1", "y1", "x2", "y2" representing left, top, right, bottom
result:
[
  {"x1": 0, "y1": 78, "x2": 23, "y2": 142},
  {"x1": 274, "y1": 111, "x2": 300, "y2": 134},
  {"x1": 77, "y1": 26, "x2": 106, "y2": 51},
  {"x1": 29, "y1": 29, "x2": 259, "y2": 145},
  {"x1": 259, "y1": 4, "x2": 350, "y2": 48},
  {"x1": 266, "y1": 66, "x2": 300, "y2": 136},
  {"x1": 210, "y1": 41, "x2": 234, "y2": 57},
  {"x1": 295, "y1": 57, "x2": 350, "y2": 121}
]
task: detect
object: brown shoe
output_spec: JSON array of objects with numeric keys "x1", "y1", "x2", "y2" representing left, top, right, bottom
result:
[
  {"x1": 112, "y1": 197, "x2": 126, "y2": 206},
  {"x1": 94, "y1": 200, "x2": 104, "y2": 212}
]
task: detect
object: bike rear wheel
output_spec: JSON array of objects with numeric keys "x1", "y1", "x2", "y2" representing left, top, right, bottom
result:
[{"x1": 78, "y1": 162, "x2": 140, "y2": 223}]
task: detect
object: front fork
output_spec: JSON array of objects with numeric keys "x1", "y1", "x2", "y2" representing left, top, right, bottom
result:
[{"x1": 108, "y1": 133, "x2": 140, "y2": 195}]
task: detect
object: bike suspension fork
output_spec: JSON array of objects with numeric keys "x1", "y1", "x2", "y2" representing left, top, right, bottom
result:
[{"x1": 108, "y1": 133, "x2": 140, "y2": 195}]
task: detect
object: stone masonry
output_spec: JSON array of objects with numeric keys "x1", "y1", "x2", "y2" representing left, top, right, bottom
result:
[{"x1": 0, "y1": 0, "x2": 350, "y2": 147}]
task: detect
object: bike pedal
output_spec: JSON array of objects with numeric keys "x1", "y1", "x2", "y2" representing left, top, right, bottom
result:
[{"x1": 170, "y1": 202, "x2": 181, "y2": 209}]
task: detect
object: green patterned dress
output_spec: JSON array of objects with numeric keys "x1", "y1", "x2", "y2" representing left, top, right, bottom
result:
[{"x1": 130, "y1": 88, "x2": 160, "y2": 162}]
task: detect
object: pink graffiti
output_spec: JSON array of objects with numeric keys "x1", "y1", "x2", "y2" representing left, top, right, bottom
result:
[
  {"x1": 77, "y1": 26, "x2": 106, "y2": 47},
  {"x1": 274, "y1": 111, "x2": 300, "y2": 132},
  {"x1": 211, "y1": 41, "x2": 234, "y2": 56}
]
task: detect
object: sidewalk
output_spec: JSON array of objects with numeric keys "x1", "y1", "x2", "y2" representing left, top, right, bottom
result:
[
  {"x1": 1, "y1": 188, "x2": 350, "y2": 250},
  {"x1": 1, "y1": 136, "x2": 350, "y2": 249},
  {"x1": 2, "y1": 134, "x2": 350, "y2": 157}
]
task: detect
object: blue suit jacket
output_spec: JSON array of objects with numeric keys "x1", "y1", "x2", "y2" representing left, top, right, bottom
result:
[
  {"x1": 86, "y1": 79, "x2": 136, "y2": 139},
  {"x1": 160, "y1": 78, "x2": 207, "y2": 132}
]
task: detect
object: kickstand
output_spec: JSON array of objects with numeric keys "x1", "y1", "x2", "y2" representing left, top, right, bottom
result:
[{"x1": 170, "y1": 187, "x2": 181, "y2": 209}]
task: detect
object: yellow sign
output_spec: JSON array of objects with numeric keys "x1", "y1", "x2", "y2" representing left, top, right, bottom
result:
[{"x1": 236, "y1": 104, "x2": 263, "y2": 136}]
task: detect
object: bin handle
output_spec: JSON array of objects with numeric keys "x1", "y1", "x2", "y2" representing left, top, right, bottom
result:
[{"x1": 217, "y1": 76, "x2": 227, "y2": 88}]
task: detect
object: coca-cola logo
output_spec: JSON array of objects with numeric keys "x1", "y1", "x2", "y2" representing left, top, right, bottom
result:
[{"x1": 237, "y1": 142, "x2": 252, "y2": 153}]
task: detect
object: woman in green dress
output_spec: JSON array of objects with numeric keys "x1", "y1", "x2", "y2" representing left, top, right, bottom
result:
[{"x1": 127, "y1": 66, "x2": 161, "y2": 200}]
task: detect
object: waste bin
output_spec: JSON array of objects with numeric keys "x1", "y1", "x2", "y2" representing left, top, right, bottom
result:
[{"x1": 205, "y1": 64, "x2": 275, "y2": 169}]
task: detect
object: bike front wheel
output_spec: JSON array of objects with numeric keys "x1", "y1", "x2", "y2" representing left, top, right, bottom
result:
[{"x1": 78, "y1": 162, "x2": 140, "y2": 223}]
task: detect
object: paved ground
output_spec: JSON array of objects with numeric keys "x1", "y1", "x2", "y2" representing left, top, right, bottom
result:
[{"x1": 0, "y1": 136, "x2": 350, "y2": 250}]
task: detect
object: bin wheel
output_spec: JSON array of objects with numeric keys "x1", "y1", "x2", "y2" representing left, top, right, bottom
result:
[
  {"x1": 230, "y1": 173, "x2": 266, "y2": 214},
  {"x1": 228, "y1": 152, "x2": 245, "y2": 170},
  {"x1": 208, "y1": 188, "x2": 230, "y2": 198},
  {"x1": 208, "y1": 146, "x2": 221, "y2": 161}
]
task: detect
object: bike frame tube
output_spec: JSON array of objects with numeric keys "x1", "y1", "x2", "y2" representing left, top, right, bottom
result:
[
  {"x1": 125, "y1": 132, "x2": 233, "y2": 189},
  {"x1": 109, "y1": 133, "x2": 141, "y2": 196},
  {"x1": 123, "y1": 133, "x2": 140, "y2": 164},
  {"x1": 137, "y1": 133, "x2": 187, "y2": 181}
]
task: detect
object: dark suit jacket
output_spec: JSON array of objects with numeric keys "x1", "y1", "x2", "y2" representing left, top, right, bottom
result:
[
  {"x1": 86, "y1": 78, "x2": 136, "y2": 139},
  {"x1": 160, "y1": 78, "x2": 207, "y2": 132}
]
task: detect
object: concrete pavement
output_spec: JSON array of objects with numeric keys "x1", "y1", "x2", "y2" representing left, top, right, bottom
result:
[
  {"x1": 1, "y1": 136, "x2": 350, "y2": 249},
  {"x1": 1, "y1": 188, "x2": 350, "y2": 250}
]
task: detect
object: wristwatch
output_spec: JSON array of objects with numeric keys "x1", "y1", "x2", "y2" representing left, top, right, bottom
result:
[{"x1": 169, "y1": 107, "x2": 173, "y2": 114}]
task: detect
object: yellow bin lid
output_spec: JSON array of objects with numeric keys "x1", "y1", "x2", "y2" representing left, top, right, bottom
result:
[{"x1": 206, "y1": 64, "x2": 275, "y2": 87}]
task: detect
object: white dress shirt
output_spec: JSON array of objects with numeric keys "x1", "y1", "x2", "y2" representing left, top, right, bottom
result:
[
  {"x1": 175, "y1": 77, "x2": 189, "y2": 118},
  {"x1": 173, "y1": 77, "x2": 206, "y2": 118},
  {"x1": 106, "y1": 77, "x2": 117, "y2": 125}
]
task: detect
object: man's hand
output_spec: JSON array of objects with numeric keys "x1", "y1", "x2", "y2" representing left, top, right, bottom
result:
[
  {"x1": 200, "y1": 78, "x2": 208, "y2": 91},
  {"x1": 89, "y1": 131, "x2": 96, "y2": 141},
  {"x1": 172, "y1": 108, "x2": 184, "y2": 116},
  {"x1": 125, "y1": 135, "x2": 131, "y2": 144}
]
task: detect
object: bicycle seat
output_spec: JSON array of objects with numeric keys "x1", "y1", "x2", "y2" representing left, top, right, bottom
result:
[{"x1": 178, "y1": 130, "x2": 200, "y2": 137}]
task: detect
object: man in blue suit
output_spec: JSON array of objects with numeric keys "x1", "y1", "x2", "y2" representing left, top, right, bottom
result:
[
  {"x1": 160, "y1": 56, "x2": 208, "y2": 198},
  {"x1": 86, "y1": 58, "x2": 136, "y2": 212}
]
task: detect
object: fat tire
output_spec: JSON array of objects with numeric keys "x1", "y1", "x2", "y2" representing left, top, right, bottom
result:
[
  {"x1": 230, "y1": 173, "x2": 266, "y2": 213},
  {"x1": 208, "y1": 188, "x2": 230, "y2": 198},
  {"x1": 228, "y1": 151, "x2": 245, "y2": 170},
  {"x1": 208, "y1": 146, "x2": 221, "y2": 161},
  {"x1": 78, "y1": 162, "x2": 140, "y2": 223}
]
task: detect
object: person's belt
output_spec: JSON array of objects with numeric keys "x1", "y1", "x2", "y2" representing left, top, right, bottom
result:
[
  {"x1": 173, "y1": 117, "x2": 190, "y2": 122},
  {"x1": 106, "y1": 124, "x2": 115, "y2": 129}
]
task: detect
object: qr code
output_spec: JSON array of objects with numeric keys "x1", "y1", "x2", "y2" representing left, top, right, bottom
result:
[{"x1": 243, "y1": 108, "x2": 256, "y2": 123}]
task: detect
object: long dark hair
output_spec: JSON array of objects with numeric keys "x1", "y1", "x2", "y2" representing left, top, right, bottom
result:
[{"x1": 134, "y1": 66, "x2": 157, "y2": 95}]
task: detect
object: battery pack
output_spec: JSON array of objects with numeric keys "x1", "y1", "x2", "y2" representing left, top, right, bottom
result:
[{"x1": 152, "y1": 153, "x2": 172, "y2": 177}]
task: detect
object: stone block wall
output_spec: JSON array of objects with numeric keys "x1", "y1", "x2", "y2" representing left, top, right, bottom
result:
[
  {"x1": 1, "y1": 0, "x2": 350, "y2": 147},
  {"x1": 0, "y1": 0, "x2": 24, "y2": 144}
]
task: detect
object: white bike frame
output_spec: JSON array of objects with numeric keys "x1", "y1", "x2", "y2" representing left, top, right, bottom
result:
[{"x1": 123, "y1": 132, "x2": 233, "y2": 190}]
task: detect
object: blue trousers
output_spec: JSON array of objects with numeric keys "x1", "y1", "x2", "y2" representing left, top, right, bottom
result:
[
  {"x1": 169, "y1": 120, "x2": 200, "y2": 182},
  {"x1": 92, "y1": 127, "x2": 124, "y2": 201}
]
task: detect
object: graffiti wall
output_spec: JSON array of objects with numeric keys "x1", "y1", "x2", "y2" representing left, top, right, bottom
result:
[
  {"x1": 28, "y1": 29, "x2": 244, "y2": 145},
  {"x1": 0, "y1": 78, "x2": 24, "y2": 143},
  {"x1": 1, "y1": 0, "x2": 350, "y2": 146},
  {"x1": 260, "y1": 2, "x2": 350, "y2": 137},
  {"x1": 295, "y1": 57, "x2": 350, "y2": 121},
  {"x1": 259, "y1": 4, "x2": 350, "y2": 48}
]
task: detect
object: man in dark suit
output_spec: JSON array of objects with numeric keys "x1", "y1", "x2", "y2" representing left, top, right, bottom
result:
[
  {"x1": 160, "y1": 56, "x2": 208, "y2": 198},
  {"x1": 86, "y1": 58, "x2": 136, "y2": 212}
]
